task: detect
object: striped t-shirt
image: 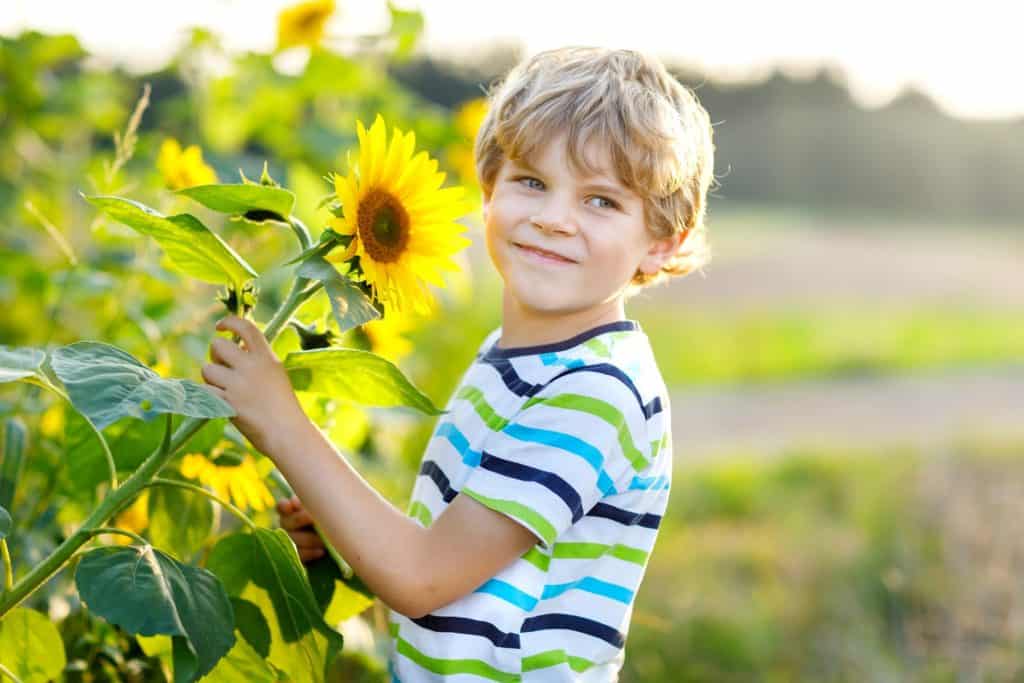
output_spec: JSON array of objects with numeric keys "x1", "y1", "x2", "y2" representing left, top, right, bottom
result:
[{"x1": 387, "y1": 320, "x2": 672, "y2": 682}]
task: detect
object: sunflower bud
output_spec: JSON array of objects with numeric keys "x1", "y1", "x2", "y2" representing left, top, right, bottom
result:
[
  {"x1": 259, "y1": 160, "x2": 280, "y2": 187},
  {"x1": 289, "y1": 320, "x2": 337, "y2": 350},
  {"x1": 217, "y1": 282, "x2": 258, "y2": 317}
]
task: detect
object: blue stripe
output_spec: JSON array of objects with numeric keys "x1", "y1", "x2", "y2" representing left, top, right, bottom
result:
[
  {"x1": 501, "y1": 423, "x2": 616, "y2": 495},
  {"x1": 480, "y1": 452, "x2": 584, "y2": 522},
  {"x1": 588, "y1": 502, "x2": 662, "y2": 529},
  {"x1": 539, "y1": 352, "x2": 586, "y2": 369},
  {"x1": 541, "y1": 577, "x2": 635, "y2": 605},
  {"x1": 521, "y1": 613, "x2": 625, "y2": 648},
  {"x1": 434, "y1": 422, "x2": 482, "y2": 467},
  {"x1": 410, "y1": 614, "x2": 521, "y2": 649},
  {"x1": 628, "y1": 474, "x2": 670, "y2": 491},
  {"x1": 475, "y1": 579, "x2": 539, "y2": 611},
  {"x1": 419, "y1": 460, "x2": 458, "y2": 502}
]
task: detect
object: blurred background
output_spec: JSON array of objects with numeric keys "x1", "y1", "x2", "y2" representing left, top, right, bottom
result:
[{"x1": 2, "y1": 0, "x2": 1023, "y2": 680}]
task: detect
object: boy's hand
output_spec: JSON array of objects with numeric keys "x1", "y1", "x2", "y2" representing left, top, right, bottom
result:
[
  {"x1": 276, "y1": 495, "x2": 326, "y2": 563},
  {"x1": 201, "y1": 315, "x2": 308, "y2": 456}
]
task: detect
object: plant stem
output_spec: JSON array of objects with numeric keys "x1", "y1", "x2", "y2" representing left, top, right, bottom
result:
[
  {"x1": 0, "y1": 260, "x2": 312, "y2": 618},
  {"x1": 1, "y1": 540, "x2": 11, "y2": 591},
  {"x1": 0, "y1": 661, "x2": 24, "y2": 683},
  {"x1": 88, "y1": 527, "x2": 148, "y2": 546},
  {"x1": 144, "y1": 478, "x2": 256, "y2": 530}
]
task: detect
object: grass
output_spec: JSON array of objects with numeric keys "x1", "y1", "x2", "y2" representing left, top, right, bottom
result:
[
  {"x1": 623, "y1": 440, "x2": 1024, "y2": 682},
  {"x1": 634, "y1": 305, "x2": 1024, "y2": 387}
]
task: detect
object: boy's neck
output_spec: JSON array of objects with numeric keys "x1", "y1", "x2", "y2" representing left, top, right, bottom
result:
[{"x1": 497, "y1": 290, "x2": 628, "y2": 350}]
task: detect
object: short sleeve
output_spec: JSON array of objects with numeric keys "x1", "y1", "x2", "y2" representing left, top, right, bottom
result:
[{"x1": 459, "y1": 369, "x2": 650, "y2": 548}]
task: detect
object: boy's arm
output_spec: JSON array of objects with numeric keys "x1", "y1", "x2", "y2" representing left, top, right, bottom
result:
[
  {"x1": 268, "y1": 417, "x2": 539, "y2": 618},
  {"x1": 202, "y1": 314, "x2": 539, "y2": 618}
]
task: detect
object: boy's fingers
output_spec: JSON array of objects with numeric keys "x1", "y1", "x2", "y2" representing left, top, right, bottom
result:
[
  {"x1": 281, "y1": 511, "x2": 315, "y2": 530},
  {"x1": 299, "y1": 548, "x2": 326, "y2": 563},
  {"x1": 215, "y1": 316, "x2": 270, "y2": 357},
  {"x1": 288, "y1": 529, "x2": 323, "y2": 549}
]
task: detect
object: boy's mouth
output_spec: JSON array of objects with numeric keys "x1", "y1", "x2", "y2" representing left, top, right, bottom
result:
[{"x1": 512, "y1": 242, "x2": 578, "y2": 264}]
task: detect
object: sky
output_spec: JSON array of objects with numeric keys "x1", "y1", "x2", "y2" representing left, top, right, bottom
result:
[{"x1": 1, "y1": 0, "x2": 1020, "y2": 120}]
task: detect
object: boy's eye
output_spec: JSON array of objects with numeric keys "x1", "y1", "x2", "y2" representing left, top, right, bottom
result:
[
  {"x1": 515, "y1": 176, "x2": 544, "y2": 190},
  {"x1": 586, "y1": 196, "x2": 619, "y2": 210}
]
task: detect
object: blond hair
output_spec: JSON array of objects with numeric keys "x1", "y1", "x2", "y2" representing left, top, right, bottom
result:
[{"x1": 475, "y1": 47, "x2": 716, "y2": 288}]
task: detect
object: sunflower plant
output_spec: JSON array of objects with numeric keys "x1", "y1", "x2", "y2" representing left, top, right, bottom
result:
[{"x1": 0, "y1": 115, "x2": 469, "y2": 681}]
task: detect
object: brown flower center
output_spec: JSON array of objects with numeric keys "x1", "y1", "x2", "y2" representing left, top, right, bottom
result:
[{"x1": 357, "y1": 188, "x2": 410, "y2": 263}]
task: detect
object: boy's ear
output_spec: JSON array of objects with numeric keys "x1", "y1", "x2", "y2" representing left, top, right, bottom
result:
[{"x1": 639, "y1": 230, "x2": 686, "y2": 275}]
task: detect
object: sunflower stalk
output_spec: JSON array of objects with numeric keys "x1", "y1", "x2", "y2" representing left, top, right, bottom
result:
[{"x1": 0, "y1": 240, "x2": 314, "y2": 618}]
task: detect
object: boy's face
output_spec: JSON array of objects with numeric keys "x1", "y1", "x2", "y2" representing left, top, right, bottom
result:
[{"x1": 482, "y1": 133, "x2": 678, "y2": 325}]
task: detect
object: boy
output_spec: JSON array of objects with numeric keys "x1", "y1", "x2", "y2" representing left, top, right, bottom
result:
[{"x1": 205, "y1": 47, "x2": 715, "y2": 681}]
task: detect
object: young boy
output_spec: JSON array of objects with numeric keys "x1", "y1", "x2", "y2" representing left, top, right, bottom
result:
[{"x1": 205, "y1": 46, "x2": 714, "y2": 681}]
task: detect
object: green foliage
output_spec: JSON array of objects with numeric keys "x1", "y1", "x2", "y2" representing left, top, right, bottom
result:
[
  {"x1": 84, "y1": 194, "x2": 258, "y2": 290},
  {"x1": 297, "y1": 256, "x2": 381, "y2": 332},
  {"x1": 285, "y1": 347, "x2": 442, "y2": 415},
  {"x1": 0, "y1": 607, "x2": 66, "y2": 682},
  {"x1": 206, "y1": 529, "x2": 344, "y2": 682},
  {"x1": 0, "y1": 418, "x2": 27, "y2": 511},
  {"x1": 177, "y1": 182, "x2": 296, "y2": 221},
  {"x1": 147, "y1": 474, "x2": 215, "y2": 562},
  {"x1": 75, "y1": 544, "x2": 235, "y2": 682},
  {"x1": 50, "y1": 341, "x2": 234, "y2": 429}
]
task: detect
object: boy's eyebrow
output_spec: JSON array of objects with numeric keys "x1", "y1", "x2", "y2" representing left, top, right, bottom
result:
[{"x1": 510, "y1": 159, "x2": 635, "y2": 200}]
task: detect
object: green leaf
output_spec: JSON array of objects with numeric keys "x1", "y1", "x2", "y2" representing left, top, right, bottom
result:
[
  {"x1": 0, "y1": 417, "x2": 27, "y2": 511},
  {"x1": 230, "y1": 597, "x2": 272, "y2": 659},
  {"x1": 50, "y1": 341, "x2": 234, "y2": 430},
  {"x1": 138, "y1": 630, "x2": 278, "y2": 683},
  {"x1": 148, "y1": 473, "x2": 214, "y2": 562},
  {"x1": 177, "y1": 184, "x2": 295, "y2": 222},
  {"x1": 387, "y1": 1, "x2": 424, "y2": 59},
  {"x1": 0, "y1": 607, "x2": 67, "y2": 683},
  {"x1": 285, "y1": 348, "x2": 441, "y2": 415},
  {"x1": 296, "y1": 256, "x2": 380, "y2": 333},
  {"x1": 199, "y1": 632, "x2": 279, "y2": 683},
  {"x1": 206, "y1": 529, "x2": 343, "y2": 683},
  {"x1": 0, "y1": 505, "x2": 10, "y2": 539},
  {"x1": 75, "y1": 545, "x2": 235, "y2": 683},
  {"x1": 0, "y1": 346, "x2": 45, "y2": 384},
  {"x1": 83, "y1": 194, "x2": 257, "y2": 289}
]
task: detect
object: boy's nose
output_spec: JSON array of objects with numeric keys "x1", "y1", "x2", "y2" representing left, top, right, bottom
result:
[{"x1": 530, "y1": 205, "x2": 578, "y2": 235}]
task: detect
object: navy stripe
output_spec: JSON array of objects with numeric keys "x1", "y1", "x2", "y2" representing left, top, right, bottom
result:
[
  {"x1": 480, "y1": 452, "x2": 584, "y2": 522},
  {"x1": 411, "y1": 615, "x2": 521, "y2": 649},
  {"x1": 480, "y1": 358, "x2": 662, "y2": 420},
  {"x1": 521, "y1": 613, "x2": 625, "y2": 648},
  {"x1": 481, "y1": 321, "x2": 639, "y2": 359},
  {"x1": 419, "y1": 460, "x2": 457, "y2": 503},
  {"x1": 587, "y1": 502, "x2": 662, "y2": 529},
  {"x1": 483, "y1": 356, "x2": 544, "y2": 396}
]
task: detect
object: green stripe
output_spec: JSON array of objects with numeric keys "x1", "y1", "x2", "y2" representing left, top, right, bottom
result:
[
  {"x1": 521, "y1": 546, "x2": 551, "y2": 571},
  {"x1": 395, "y1": 635, "x2": 520, "y2": 682},
  {"x1": 408, "y1": 501, "x2": 433, "y2": 527},
  {"x1": 522, "y1": 393, "x2": 650, "y2": 471},
  {"x1": 651, "y1": 433, "x2": 669, "y2": 459},
  {"x1": 552, "y1": 542, "x2": 648, "y2": 566},
  {"x1": 583, "y1": 337, "x2": 611, "y2": 357},
  {"x1": 522, "y1": 649, "x2": 595, "y2": 673},
  {"x1": 389, "y1": 622, "x2": 400, "y2": 637},
  {"x1": 462, "y1": 487, "x2": 557, "y2": 546},
  {"x1": 457, "y1": 385, "x2": 510, "y2": 431}
]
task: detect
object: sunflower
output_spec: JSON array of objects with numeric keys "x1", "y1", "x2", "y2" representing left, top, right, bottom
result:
[
  {"x1": 361, "y1": 311, "x2": 415, "y2": 362},
  {"x1": 110, "y1": 490, "x2": 150, "y2": 545},
  {"x1": 325, "y1": 115, "x2": 471, "y2": 316},
  {"x1": 277, "y1": 0, "x2": 336, "y2": 51},
  {"x1": 180, "y1": 448, "x2": 275, "y2": 513},
  {"x1": 156, "y1": 138, "x2": 217, "y2": 190}
]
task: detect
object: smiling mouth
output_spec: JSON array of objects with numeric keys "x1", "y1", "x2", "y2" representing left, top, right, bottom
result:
[{"x1": 513, "y1": 242, "x2": 577, "y2": 264}]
